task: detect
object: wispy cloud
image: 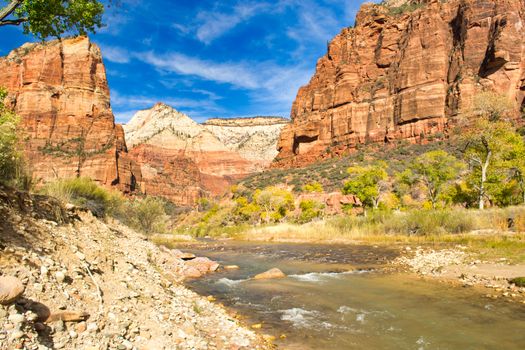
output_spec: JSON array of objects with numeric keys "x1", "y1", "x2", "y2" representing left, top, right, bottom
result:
[
  {"x1": 111, "y1": 90, "x2": 226, "y2": 123},
  {"x1": 137, "y1": 51, "x2": 260, "y2": 89},
  {"x1": 195, "y1": 2, "x2": 269, "y2": 44},
  {"x1": 99, "y1": 45, "x2": 130, "y2": 64}
]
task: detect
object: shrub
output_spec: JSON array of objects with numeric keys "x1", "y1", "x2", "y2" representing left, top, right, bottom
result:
[
  {"x1": 41, "y1": 177, "x2": 125, "y2": 218},
  {"x1": 509, "y1": 277, "x2": 525, "y2": 287},
  {"x1": 298, "y1": 199, "x2": 324, "y2": 223},
  {"x1": 302, "y1": 182, "x2": 324, "y2": 193},
  {"x1": 126, "y1": 196, "x2": 168, "y2": 234}
]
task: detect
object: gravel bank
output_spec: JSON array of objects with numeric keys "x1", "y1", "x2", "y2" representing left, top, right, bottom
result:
[{"x1": 0, "y1": 187, "x2": 268, "y2": 350}]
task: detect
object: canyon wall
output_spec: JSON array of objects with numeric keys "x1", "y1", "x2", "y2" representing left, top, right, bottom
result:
[
  {"x1": 124, "y1": 104, "x2": 287, "y2": 204},
  {"x1": 274, "y1": 0, "x2": 525, "y2": 168},
  {"x1": 0, "y1": 37, "x2": 140, "y2": 192}
]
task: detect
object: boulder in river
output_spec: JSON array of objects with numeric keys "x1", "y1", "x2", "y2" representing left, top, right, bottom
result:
[
  {"x1": 253, "y1": 268, "x2": 286, "y2": 280},
  {"x1": 0, "y1": 276, "x2": 25, "y2": 305}
]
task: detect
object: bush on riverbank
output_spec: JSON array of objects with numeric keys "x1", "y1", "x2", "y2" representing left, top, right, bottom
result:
[
  {"x1": 243, "y1": 206, "x2": 525, "y2": 241},
  {"x1": 41, "y1": 177, "x2": 170, "y2": 234}
]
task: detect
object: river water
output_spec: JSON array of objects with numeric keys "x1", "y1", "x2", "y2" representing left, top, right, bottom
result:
[{"x1": 178, "y1": 241, "x2": 525, "y2": 349}]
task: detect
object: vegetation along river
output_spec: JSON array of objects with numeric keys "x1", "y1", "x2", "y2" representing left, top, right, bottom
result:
[{"x1": 179, "y1": 241, "x2": 525, "y2": 350}]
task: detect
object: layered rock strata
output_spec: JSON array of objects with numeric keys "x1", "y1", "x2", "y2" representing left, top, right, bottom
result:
[
  {"x1": 274, "y1": 0, "x2": 525, "y2": 167},
  {"x1": 124, "y1": 104, "x2": 286, "y2": 204},
  {"x1": 203, "y1": 117, "x2": 289, "y2": 169},
  {"x1": 0, "y1": 37, "x2": 140, "y2": 191}
]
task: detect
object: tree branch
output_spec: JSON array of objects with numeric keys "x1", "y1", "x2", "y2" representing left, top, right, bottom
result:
[
  {"x1": 0, "y1": 0, "x2": 22, "y2": 22},
  {"x1": 0, "y1": 17, "x2": 27, "y2": 26}
]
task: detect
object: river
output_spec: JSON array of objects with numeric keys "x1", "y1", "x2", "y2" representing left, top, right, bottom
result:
[{"x1": 177, "y1": 241, "x2": 525, "y2": 349}]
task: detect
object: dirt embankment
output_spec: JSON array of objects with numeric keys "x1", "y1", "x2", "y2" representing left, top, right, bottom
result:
[{"x1": 0, "y1": 185, "x2": 268, "y2": 350}]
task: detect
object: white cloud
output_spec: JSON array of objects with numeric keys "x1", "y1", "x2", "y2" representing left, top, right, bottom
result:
[
  {"x1": 99, "y1": 45, "x2": 130, "y2": 64},
  {"x1": 110, "y1": 90, "x2": 226, "y2": 123},
  {"x1": 195, "y1": 2, "x2": 269, "y2": 44},
  {"x1": 137, "y1": 51, "x2": 260, "y2": 89}
]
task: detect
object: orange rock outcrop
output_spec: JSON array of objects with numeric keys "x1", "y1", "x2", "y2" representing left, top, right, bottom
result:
[
  {"x1": 274, "y1": 0, "x2": 525, "y2": 168},
  {"x1": 0, "y1": 37, "x2": 140, "y2": 192}
]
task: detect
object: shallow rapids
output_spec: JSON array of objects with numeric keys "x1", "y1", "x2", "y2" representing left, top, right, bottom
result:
[{"x1": 180, "y1": 241, "x2": 525, "y2": 349}]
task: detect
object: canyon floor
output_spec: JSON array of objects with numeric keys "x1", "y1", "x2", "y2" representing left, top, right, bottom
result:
[{"x1": 0, "y1": 186, "x2": 268, "y2": 350}]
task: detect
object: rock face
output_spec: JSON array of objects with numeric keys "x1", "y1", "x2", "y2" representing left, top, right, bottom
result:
[
  {"x1": 274, "y1": 0, "x2": 525, "y2": 168},
  {"x1": 0, "y1": 37, "x2": 140, "y2": 192},
  {"x1": 124, "y1": 104, "x2": 287, "y2": 205},
  {"x1": 203, "y1": 117, "x2": 289, "y2": 169}
]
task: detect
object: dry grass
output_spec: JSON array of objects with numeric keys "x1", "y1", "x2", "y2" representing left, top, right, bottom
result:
[{"x1": 240, "y1": 207, "x2": 525, "y2": 262}]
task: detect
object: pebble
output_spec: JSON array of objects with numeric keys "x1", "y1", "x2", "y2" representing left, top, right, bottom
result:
[
  {"x1": 55, "y1": 271, "x2": 66, "y2": 283},
  {"x1": 8, "y1": 313, "x2": 25, "y2": 325},
  {"x1": 87, "y1": 322, "x2": 98, "y2": 333},
  {"x1": 75, "y1": 252, "x2": 86, "y2": 261},
  {"x1": 55, "y1": 320, "x2": 65, "y2": 332},
  {"x1": 75, "y1": 321, "x2": 87, "y2": 333},
  {"x1": 11, "y1": 330, "x2": 24, "y2": 340}
]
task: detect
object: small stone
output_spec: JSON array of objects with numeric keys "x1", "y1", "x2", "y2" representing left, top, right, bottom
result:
[
  {"x1": 33, "y1": 283, "x2": 44, "y2": 293},
  {"x1": 8, "y1": 313, "x2": 25, "y2": 325},
  {"x1": 55, "y1": 271, "x2": 66, "y2": 283},
  {"x1": 11, "y1": 330, "x2": 24, "y2": 340},
  {"x1": 55, "y1": 320, "x2": 65, "y2": 332},
  {"x1": 69, "y1": 330, "x2": 78, "y2": 339},
  {"x1": 224, "y1": 265, "x2": 240, "y2": 270},
  {"x1": 87, "y1": 322, "x2": 98, "y2": 333},
  {"x1": 76, "y1": 252, "x2": 86, "y2": 261},
  {"x1": 26, "y1": 311, "x2": 38, "y2": 322},
  {"x1": 76, "y1": 321, "x2": 87, "y2": 333},
  {"x1": 40, "y1": 266, "x2": 49, "y2": 277}
]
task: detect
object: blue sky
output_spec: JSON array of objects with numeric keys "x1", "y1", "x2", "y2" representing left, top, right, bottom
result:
[{"x1": 0, "y1": 0, "x2": 374, "y2": 123}]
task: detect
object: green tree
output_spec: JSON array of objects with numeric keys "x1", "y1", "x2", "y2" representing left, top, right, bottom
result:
[
  {"x1": 298, "y1": 199, "x2": 324, "y2": 223},
  {"x1": 254, "y1": 186, "x2": 294, "y2": 223},
  {"x1": 0, "y1": 0, "x2": 104, "y2": 39},
  {"x1": 342, "y1": 162, "x2": 388, "y2": 210},
  {"x1": 233, "y1": 196, "x2": 262, "y2": 224},
  {"x1": 0, "y1": 87, "x2": 22, "y2": 184},
  {"x1": 400, "y1": 150, "x2": 465, "y2": 208},
  {"x1": 463, "y1": 120, "x2": 524, "y2": 209}
]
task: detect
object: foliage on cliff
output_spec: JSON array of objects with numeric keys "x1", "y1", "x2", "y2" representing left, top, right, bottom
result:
[{"x1": 0, "y1": 0, "x2": 104, "y2": 39}]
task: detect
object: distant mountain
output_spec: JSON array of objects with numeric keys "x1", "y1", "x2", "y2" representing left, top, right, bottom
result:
[{"x1": 123, "y1": 103, "x2": 288, "y2": 205}]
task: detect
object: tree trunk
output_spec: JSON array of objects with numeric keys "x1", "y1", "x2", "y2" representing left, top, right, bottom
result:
[
  {"x1": 479, "y1": 151, "x2": 491, "y2": 210},
  {"x1": 0, "y1": 1, "x2": 22, "y2": 23}
]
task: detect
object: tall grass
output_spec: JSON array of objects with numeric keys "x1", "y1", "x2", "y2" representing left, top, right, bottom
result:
[
  {"x1": 41, "y1": 177, "x2": 124, "y2": 217},
  {"x1": 41, "y1": 177, "x2": 169, "y2": 234},
  {"x1": 243, "y1": 207, "x2": 525, "y2": 242}
]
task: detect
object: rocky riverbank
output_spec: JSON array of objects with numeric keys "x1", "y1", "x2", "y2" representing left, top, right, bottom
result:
[
  {"x1": 394, "y1": 247, "x2": 525, "y2": 304},
  {"x1": 0, "y1": 186, "x2": 268, "y2": 350}
]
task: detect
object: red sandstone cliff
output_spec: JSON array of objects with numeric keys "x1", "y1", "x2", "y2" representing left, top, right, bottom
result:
[
  {"x1": 0, "y1": 37, "x2": 140, "y2": 192},
  {"x1": 274, "y1": 0, "x2": 525, "y2": 168}
]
